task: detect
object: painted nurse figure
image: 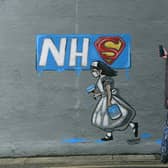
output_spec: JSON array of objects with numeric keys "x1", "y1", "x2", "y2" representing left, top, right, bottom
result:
[{"x1": 88, "y1": 61, "x2": 139, "y2": 141}]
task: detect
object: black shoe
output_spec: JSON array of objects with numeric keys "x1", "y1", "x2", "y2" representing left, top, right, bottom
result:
[
  {"x1": 133, "y1": 122, "x2": 138, "y2": 138},
  {"x1": 101, "y1": 135, "x2": 113, "y2": 141},
  {"x1": 161, "y1": 153, "x2": 168, "y2": 164}
]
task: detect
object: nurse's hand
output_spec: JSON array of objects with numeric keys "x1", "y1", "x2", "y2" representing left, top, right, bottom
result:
[
  {"x1": 161, "y1": 47, "x2": 168, "y2": 59},
  {"x1": 89, "y1": 92, "x2": 101, "y2": 100},
  {"x1": 163, "y1": 55, "x2": 168, "y2": 59}
]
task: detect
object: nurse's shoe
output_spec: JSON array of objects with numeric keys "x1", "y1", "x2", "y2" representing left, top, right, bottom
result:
[
  {"x1": 101, "y1": 133, "x2": 113, "y2": 141},
  {"x1": 133, "y1": 122, "x2": 139, "y2": 138}
]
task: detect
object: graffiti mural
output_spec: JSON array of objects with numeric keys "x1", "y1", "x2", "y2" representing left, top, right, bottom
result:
[{"x1": 36, "y1": 34, "x2": 140, "y2": 144}]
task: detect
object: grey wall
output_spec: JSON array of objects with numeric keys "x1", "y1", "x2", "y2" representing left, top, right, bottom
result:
[{"x1": 0, "y1": 0, "x2": 167, "y2": 156}]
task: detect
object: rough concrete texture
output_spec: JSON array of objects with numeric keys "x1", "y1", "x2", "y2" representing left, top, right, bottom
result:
[
  {"x1": 0, "y1": 155, "x2": 164, "y2": 168},
  {"x1": 0, "y1": 0, "x2": 167, "y2": 156}
]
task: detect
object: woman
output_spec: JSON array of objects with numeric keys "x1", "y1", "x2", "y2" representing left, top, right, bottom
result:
[
  {"x1": 159, "y1": 45, "x2": 168, "y2": 108},
  {"x1": 89, "y1": 61, "x2": 138, "y2": 141},
  {"x1": 159, "y1": 45, "x2": 168, "y2": 163}
]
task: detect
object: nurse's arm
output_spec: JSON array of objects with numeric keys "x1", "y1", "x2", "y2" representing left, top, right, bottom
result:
[{"x1": 106, "y1": 84, "x2": 112, "y2": 107}]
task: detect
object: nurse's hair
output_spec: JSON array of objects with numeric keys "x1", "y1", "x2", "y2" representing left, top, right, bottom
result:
[{"x1": 91, "y1": 61, "x2": 117, "y2": 77}]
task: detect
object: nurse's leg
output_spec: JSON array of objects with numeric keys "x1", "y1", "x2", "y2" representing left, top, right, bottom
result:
[{"x1": 101, "y1": 132, "x2": 113, "y2": 141}]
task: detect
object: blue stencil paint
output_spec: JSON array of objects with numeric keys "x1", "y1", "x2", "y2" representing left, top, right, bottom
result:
[
  {"x1": 86, "y1": 84, "x2": 95, "y2": 93},
  {"x1": 107, "y1": 104, "x2": 121, "y2": 120},
  {"x1": 95, "y1": 139, "x2": 104, "y2": 144},
  {"x1": 63, "y1": 138, "x2": 89, "y2": 144},
  {"x1": 140, "y1": 133, "x2": 152, "y2": 139},
  {"x1": 155, "y1": 139, "x2": 162, "y2": 145},
  {"x1": 63, "y1": 138, "x2": 106, "y2": 144},
  {"x1": 36, "y1": 34, "x2": 131, "y2": 73}
]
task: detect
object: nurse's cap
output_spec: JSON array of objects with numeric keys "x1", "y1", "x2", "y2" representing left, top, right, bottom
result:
[
  {"x1": 91, "y1": 61, "x2": 99, "y2": 69},
  {"x1": 91, "y1": 61, "x2": 98, "y2": 67}
]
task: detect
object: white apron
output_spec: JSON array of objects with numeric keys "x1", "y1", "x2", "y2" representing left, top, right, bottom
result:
[{"x1": 91, "y1": 76, "x2": 136, "y2": 132}]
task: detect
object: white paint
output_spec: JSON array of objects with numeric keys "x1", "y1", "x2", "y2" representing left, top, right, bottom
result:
[
  {"x1": 39, "y1": 38, "x2": 66, "y2": 66},
  {"x1": 107, "y1": 132, "x2": 112, "y2": 137},
  {"x1": 91, "y1": 61, "x2": 98, "y2": 67},
  {"x1": 69, "y1": 38, "x2": 89, "y2": 66},
  {"x1": 97, "y1": 77, "x2": 104, "y2": 93},
  {"x1": 103, "y1": 114, "x2": 109, "y2": 127},
  {"x1": 96, "y1": 113, "x2": 101, "y2": 126},
  {"x1": 92, "y1": 113, "x2": 96, "y2": 124}
]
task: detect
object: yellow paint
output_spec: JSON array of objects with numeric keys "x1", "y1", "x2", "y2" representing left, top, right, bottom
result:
[
  {"x1": 102, "y1": 52, "x2": 115, "y2": 57},
  {"x1": 104, "y1": 41, "x2": 122, "y2": 50},
  {"x1": 105, "y1": 59, "x2": 112, "y2": 63}
]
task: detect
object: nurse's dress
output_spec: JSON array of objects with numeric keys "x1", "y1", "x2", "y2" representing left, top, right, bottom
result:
[{"x1": 91, "y1": 75, "x2": 136, "y2": 132}]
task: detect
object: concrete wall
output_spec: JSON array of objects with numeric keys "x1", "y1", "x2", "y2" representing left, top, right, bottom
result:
[{"x1": 0, "y1": 0, "x2": 167, "y2": 156}]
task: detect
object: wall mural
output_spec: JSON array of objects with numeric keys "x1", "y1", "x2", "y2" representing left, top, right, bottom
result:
[{"x1": 36, "y1": 34, "x2": 140, "y2": 144}]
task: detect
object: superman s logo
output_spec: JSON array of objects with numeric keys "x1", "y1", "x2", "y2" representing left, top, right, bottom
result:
[{"x1": 95, "y1": 36, "x2": 126, "y2": 65}]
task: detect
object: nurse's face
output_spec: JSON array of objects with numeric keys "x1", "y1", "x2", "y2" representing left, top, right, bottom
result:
[{"x1": 91, "y1": 69, "x2": 100, "y2": 78}]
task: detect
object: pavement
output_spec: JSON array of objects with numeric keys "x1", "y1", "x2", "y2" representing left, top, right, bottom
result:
[{"x1": 0, "y1": 155, "x2": 168, "y2": 168}]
